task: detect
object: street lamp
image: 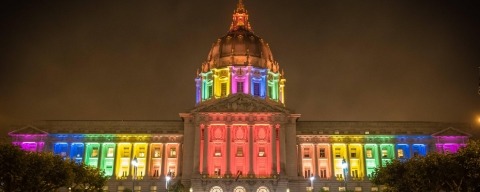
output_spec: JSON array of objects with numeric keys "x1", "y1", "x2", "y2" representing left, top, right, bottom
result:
[
  {"x1": 165, "y1": 173, "x2": 171, "y2": 191},
  {"x1": 309, "y1": 175, "x2": 315, "y2": 191},
  {"x1": 131, "y1": 157, "x2": 138, "y2": 192},
  {"x1": 342, "y1": 158, "x2": 348, "y2": 191}
]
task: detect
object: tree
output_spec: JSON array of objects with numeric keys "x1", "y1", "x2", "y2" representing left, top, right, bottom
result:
[
  {"x1": 19, "y1": 152, "x2": 75, "y2": 192},
  {"x1": 0, "y1": 143, "x2": 107, "y2": 192},
  {"x1": 167, "y1": 180, "x2": 186, "y2": 192},
  {"x1": 0, "y1": 144, "x2": 28, "y2": 192},
  {"x1": 371, "y1": 140, "x2": 480, "y2": 192},
  {"x1": 455, "y1": 139, "x2": 480, "y2": 191},
  {"x1": 68, "y1": 160, "x2": 108, "y2": 191}
]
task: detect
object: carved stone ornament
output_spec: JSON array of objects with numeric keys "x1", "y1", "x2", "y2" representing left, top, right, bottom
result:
[
  {"x1": 255, "y1": 125, "x2": 270, "y2": 142},
  {"x1": 233, "y1": 125, "x2": 247, "y2": 141},
  {"x1": 192, "y1": 94, "x2": 290, "y2": 113},
  {"x1": 210, "y1": 125, "x2": 225, "y2": 141}
]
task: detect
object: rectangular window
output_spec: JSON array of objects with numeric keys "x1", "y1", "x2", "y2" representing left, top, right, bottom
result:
[
  {"x1": 91, "y1": 147, "x2": 99, "y2": 157},
  {"x1": 268, "y1": 86, "x2": 273, "y2": 99},
  {"x1": 350, "y1": 148, "x2": 357, "y2": 158},
  {"x1": 413, "y1": 145, "x2": 423, "y2": 156},
  {"x1": 258, "y1": 147, "x2": 265, "y2": 157},
  {"x1": 320, "y1": 168, "x2": 327, "y2": 178},
  {"x1": 139, "y1": 147, "x2": 145, "y2": 157},
  {"x1": 366, "y1": 148, "x2": 372, "y2": 158},
  {"x1": 168, "y1": 167, "x2": 176, "y2": 177},
  {"x1": 398, "y1": 149, "x2": 404, "y2": 158},
  {"x1": 304, "y1": 168, "x2": 311, "y2": 178},
  {"x1": 237, "y1": 82, "x2": 243, "y2": 93},
  {"x1": 236, "y1": 146, "x2": 243, "y2": 157},
  {"x1": 352, "y1": 170, "x2": 359, "y2": 178},
  {"x1": 253, "y1": 82, "x2": 260, "y2": 96},
  {"x1": 107, "y1": 147, "x2": 114, "y2": 157},
  {"x1": 209, "y1": 85, "x2": 213, "y2": 98},
  {"x1": 123, "y1": 147, "x2": 130, "y2": 157},
  {"x1": 304, "y1": 148, "x2": 310, "y2": 158},
  {"x1": 335, "y1": 148, "x2": 341, "y2": 158},
  {"x1": 319, "y1": 148, "x2": 326, "y2": 158},
  {"x1": 221, "y1": 83, "x2": 227, "y2": 96},
  {"x1": 214, "y1": 146, "x2": 222, "y2": 157},
  {"x1": 214, "y1": 167, "x2": 221, "y2": 176},
  {"x1": 382, "y1": 148, "x2": 388, "y2": 158},
  {"x1": 154, "y1": 148, "x2": 161, "y2": 158},
  {"x1": 170, "y1": 148, "x2": 176, "y2": 158}
]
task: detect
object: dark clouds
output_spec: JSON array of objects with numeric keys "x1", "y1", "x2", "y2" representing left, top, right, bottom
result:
[{"x1": 0, "y1": 0, "x2": 479, "y2": 133}]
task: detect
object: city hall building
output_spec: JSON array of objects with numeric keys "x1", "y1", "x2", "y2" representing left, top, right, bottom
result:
[{"x1": 7, "y1": 1, "x2": 474, "y2": 192}]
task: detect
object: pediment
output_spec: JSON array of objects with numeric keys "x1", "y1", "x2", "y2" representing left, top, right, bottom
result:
[
  {"x1": 9, "y1": 125, "x2": 48, "y2": 135},
  {"x1": 432, "y1": 127, "x2": 471, "y2": 137},
  {"x1": 191, "y1": 94, "x2": 292, "y2": 113}
]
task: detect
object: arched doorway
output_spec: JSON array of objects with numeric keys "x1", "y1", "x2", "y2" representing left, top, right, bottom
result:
[
  {"x1": 256, "y1": 186, "x2": 270, "y2": 192},
  {"x1": 233, "y1": 186, "x2": 247, "y2": 192},
  {"x1": 209, "y1": 186, "x2": 223, "y2": 192}
]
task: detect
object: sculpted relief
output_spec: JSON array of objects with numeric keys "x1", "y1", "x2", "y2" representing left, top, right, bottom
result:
[{"x1": 196, "y1": 94, "x2": 286, "y2": 113}]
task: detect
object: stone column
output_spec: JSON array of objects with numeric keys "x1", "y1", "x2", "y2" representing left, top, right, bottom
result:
[
  {"x1": 279, "y1": 122, "x2": 287, "y2": 174},
  {"x1": 346, "y1": 144, "x2": 350, "y2": 180},
  {"x1": 362, "y1": 144, "x2": 368, "y2": 180},
  {"x1": 249, "y1": 124, "x2": 254, "y2": 175},
  {"x1": 377, "y1": 144, "x2": 382, "y2": 167},
  {"x1": 179, "y1": 113, "x2": 195, "y2": 184},
  {"x1": 161, "y1": 143, "x2": 167, "y2": 176},
  {"x1": 330, "y1": 144, "x2": 336, "y2": 180},
  {"x1": 131, "y1": 143, "x2": 135, "y2": 178},
  {"x1": 226, "y1": 125, "x2": 231, "y2": 176},
  {"x1": 409, "y1": 143, "x2": 413, "y2": 159},
  {"x1": 297, "y1": 144, "x2": 302, "y2": 178},
  {"x1": 192, "y1": 123, "x2": 201, "y2": 175},
  {"x1": 285, "y1": 114, "x2": 300, "y2": 179},
  {"x1": 271, "y1": 124, "x2": 277, "y2": 174},
  {"x1": 314, "y1": 144, "x2": 319, "y2": 177},
  {"x1": 202, "y1": 125, "x2": 209, "y2": 174},
  {"x1": 177, "y1": 143, "x2": 183, "y2": 177}
]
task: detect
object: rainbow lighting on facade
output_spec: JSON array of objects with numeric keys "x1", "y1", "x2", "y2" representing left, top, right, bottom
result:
[{"x1": 6, "y1": 1, "x2": 475, "y2": 192}]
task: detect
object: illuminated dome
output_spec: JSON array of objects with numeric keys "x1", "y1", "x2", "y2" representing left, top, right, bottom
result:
[
  {"x1": 195, "y1": 0, "x2": 285, "y2": 105},
  {"x1": 205, "y1": 27, "x2": 277, "y2": 71}
]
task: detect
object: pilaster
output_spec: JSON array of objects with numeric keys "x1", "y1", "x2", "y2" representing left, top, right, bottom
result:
[
  {"x1": 226, "y1": 124, "x2": 231, "y2": 176},
  {"x1": 161, "y1": 143, "x2": 167, "y2": 176},
  {"x1": 271, "y1": 124, "x2": 277, "y2": 174},
  {"x1": 314, "y1": 144, "x2": 319, "y2": 177},
  {"x1": 248, "y1": 124, "x2": 254, "y2": 176},
  {"x1": 202, "y1": 124, "x2": 209, "y2": 174}
]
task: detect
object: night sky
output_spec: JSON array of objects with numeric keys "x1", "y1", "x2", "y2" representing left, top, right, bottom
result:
[{"x1": 1, "y1": 0, "x2": 479, "y2": 134}]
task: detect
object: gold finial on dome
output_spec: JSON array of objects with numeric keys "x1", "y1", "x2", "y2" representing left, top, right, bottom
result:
[
  {"x1": 230, "y1": 0, "x2": 252, "y2": 31},
  {"x1": 236, "y1": 0, "x2": 245, "y2": 12}
]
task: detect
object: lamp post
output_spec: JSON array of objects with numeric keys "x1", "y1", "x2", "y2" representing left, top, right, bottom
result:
[
  {"x1": 309, "y1": 175, "x2": 315, "y2": 192},
  {"x1": 342, "y1": 158, "x2": 348, "y2": 191},
  {"x1": 165, "y1": 173, "x2": 171, "y2": 191},
  {"x1": 131, "y1": 157, "x2": 138, "y2": 192}
]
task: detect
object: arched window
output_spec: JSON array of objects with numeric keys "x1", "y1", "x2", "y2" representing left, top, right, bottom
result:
[
  {"x1": 256, "y1": 186, "x2": 270, "y2": 192},
  {"x1": 210, "y1": 186, "x2": 223, "y2": 192},
  {"x1": 234, "y1": 186, "x2": 246, "y2": 192}
]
